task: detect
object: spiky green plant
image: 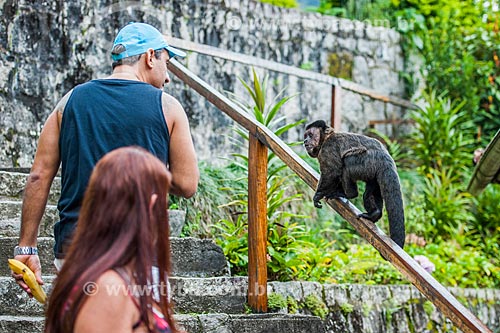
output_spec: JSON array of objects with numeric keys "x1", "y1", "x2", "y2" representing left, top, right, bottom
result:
[
  {"x1": 213, "y1": 68, "x2": 309, "y2": 280},
  {"x1": 409, "y1": 90, "x2": 475, "y2": 177}
]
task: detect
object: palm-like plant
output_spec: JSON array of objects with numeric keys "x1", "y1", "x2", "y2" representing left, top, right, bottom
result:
[
  {"x1": 227, "y1": 69, "x2": 303, "y2": 180},
  {"x1": 410, "y1": 90, "x2": 474, "y2": 178},
  {"x1": 214, "y1": 68, "x2": 308, "y2": 280}
]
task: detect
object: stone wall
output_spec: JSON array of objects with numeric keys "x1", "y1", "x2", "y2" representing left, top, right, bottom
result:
[
  {"x1": 0, "y1": 0, "x2": 410, "y2": 167},
  {"x1": 267, "y1": 282, "x2": 500, "y2": 332},
  {"x1": 171, "y1": 277, "x2": 500, "y2": 332}
]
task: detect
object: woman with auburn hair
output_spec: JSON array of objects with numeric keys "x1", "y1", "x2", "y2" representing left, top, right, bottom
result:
[{"x1": 45, "y1": 146, "x2": 178, "y2": 333}]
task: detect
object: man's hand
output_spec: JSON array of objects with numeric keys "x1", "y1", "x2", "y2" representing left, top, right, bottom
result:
[{"x1": 11, "y1": 254, "x2": 43, "y2": 298}]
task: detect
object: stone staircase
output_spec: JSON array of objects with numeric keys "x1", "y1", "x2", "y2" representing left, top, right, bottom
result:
[{"x1": 0, "y1": 170, "x2": 325, "y2": 332}]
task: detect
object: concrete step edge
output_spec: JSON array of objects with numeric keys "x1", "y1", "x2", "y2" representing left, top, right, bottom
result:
[
  {"x1": 0, "y1": 237, "x2": 230, "y2": 278},
  {"x1": 0, "y1": 171, "x2": 60, "y2": 203},
  {"x1": 0, "y1": 202, "x2": 186, "y2": 237},
  {"x1": 0, "y1": 276, "x2": 249, "y2": 316},
  {"x1": 0, "y1": 202, "x2": 57, "y2": 237},
  {"x1": 0, "y1": 313, "x2": 325, "y2": 333}
]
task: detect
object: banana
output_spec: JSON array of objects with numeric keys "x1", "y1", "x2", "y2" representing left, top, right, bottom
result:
[{"x1": 8, "y1": 259, "x2": 47, "y2": 304}]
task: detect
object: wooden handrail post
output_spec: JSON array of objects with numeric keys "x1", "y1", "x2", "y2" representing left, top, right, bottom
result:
[
  {"x1": 247, "y1": 133, "x2": 268, "y2": 313},
  {"x1": 331, "y1": 85, "x2": 342, "y2": 130}
]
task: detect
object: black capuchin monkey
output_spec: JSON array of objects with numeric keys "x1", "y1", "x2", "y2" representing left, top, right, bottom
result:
[{"x1": 303, "y1": 120, "x2": 405, "y2": 248}]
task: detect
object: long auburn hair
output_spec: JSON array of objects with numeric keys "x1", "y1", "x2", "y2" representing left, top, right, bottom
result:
[{"x1": 45, "y1": 146, "x2": 177, "y2": 333}]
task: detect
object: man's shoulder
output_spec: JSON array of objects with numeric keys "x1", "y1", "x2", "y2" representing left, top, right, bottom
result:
[
  {"x1": 55, "y1": 89, "x2": 75, "y2": 116},
  {"x1": 73, "y1": 79, "x2": 100, "y2": 89},
  {"x1": 161, "y1": 92, "x2": 183, "y2": 110},
  {"x1": 161, "y1": 91, "x2": 180, "y2": 102},
  {"x1": 65, "y1": 80, "x2": 101, "y2": 97}
]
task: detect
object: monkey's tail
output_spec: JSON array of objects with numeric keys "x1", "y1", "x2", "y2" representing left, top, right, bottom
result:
[{"x1": 379, "y1": 168, "x2": 405, "y2": 249}]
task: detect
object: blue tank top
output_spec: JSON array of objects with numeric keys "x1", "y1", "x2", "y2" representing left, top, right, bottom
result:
[{"x1": 55, "y1": 79, "x2": 170, "y2": 258}]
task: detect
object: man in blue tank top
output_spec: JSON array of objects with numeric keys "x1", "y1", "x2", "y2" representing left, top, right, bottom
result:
[{"x1": 11, "y1": 23, "x2": 199, "y2": 297}]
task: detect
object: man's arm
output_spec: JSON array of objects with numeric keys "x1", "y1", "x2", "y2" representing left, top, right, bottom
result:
[
  {"x1": 13, "y1": 92, "x2": 69, "y2": 294},
  {"x1": 19, "y1": 110, "x2": 61, "y2": 245},
  {"x1": 162, "y1": 93, "x2": 199, "y2": 198}
]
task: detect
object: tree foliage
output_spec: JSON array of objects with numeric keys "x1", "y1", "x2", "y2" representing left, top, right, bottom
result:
[
  {"x1": 259, "y1": 0, "x2": 299, "y2": 8},
  {"x1": 308, "y1": 0, "x2": 500, "y2": 145},
  {"x1": 394, "y1": 0, "x2": 500, "y2": 144}
]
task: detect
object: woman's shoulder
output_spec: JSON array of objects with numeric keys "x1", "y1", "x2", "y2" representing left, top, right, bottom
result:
[
  {"x1": 96, "y1": 269, "x2": 127, "y2": 285},
  {"x1": 73, "y1": 269, "x2": 139, "y2": 332},
  {"x1": 93, "y1": 268, "x2": 135, "y2": 299},
  {"x1": 82, "y1": 269, "x2": 130, "y2": 305}
]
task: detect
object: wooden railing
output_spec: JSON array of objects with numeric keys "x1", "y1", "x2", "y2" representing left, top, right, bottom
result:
[
  {"x1": 168, "y1": 55, "x2": 492, "y2": 332},
  {"x1": 167, "y1": 37, "x2": 419, "y2": 131}
]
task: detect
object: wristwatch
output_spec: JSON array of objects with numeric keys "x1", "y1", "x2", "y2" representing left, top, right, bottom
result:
[{"x1": 13, "y1": 246, "x2": 39, "y2": 256}]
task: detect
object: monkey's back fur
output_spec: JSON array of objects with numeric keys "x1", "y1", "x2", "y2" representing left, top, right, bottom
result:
[{"x1": 313, "y1": 130, "x2": 405, "y2": 248}]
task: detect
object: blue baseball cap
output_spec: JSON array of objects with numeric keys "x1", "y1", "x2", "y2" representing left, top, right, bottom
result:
[{"x1": 111, "y1": 22, "x2": 186, "y2": 61}]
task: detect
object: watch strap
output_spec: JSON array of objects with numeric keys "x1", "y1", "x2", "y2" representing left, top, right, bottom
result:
[{"x1": 14, "y1": 246, "x2": 39, "y2": 256}]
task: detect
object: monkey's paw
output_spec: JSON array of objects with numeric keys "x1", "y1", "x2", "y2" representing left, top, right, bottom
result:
[
  {"x1": 357, "y1": 212, "x2": 380, "y2": 223},
  {"x1": 313, "y1": 192, "x2": 324, "y2": 208}
]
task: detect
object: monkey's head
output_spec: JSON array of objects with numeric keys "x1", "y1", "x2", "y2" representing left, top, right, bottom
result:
[{"x1": 304, "y1": 120, "x2": 328, "y2": 158}]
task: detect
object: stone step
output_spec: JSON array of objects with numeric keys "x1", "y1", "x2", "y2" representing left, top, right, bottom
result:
[
  {"x1": 0, "y1": 171, "x2": 60, "y2": 204},
  {"x1": 178, "y1": 313, "x2": 326, "y2": 333},
  {"x1": 0, "y1": 237, "x2": 230, "y2": 278},
  {"x1": 0, "y1": 200, "x2": 57, "y2": 237},
  {"x1": 0, "y1": 237, "x2": 56, "y2": 275},
  {"x1": 0, "y1": 313, "x2": 325, "y2": 333},
  {"x1": 0, "y1": 315, "x2": 45, "y2": 333},
  {"x1": 0, "y1": 276, "x2": 248, "y2": 316},
  {"x1": 0, "y1": 202, "x2": 187, "y2": 239},
  {"x1": 171, "y1": 237, "x2": 230, "y2": 278}
]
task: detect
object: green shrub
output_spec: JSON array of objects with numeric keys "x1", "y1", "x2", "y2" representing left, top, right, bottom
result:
[
  {"x1": 267, "y1": 220, "x2": 309, "y2": 281},
  {"x1": 212, "y1": 213, "x2": 250, "y2": 276},
  {"x1": 304, "y1": 294, "x2": 329, "y2": 319},
  {"x1": 409, "y1": 91, "x2": 474, "y2": 177},
  {"x1": 408, "y1": 242, "x2": 500, "y2": 288},
  {"x1": 393, "y1": 0, "x2": 500, "y2": 144},
  {"x1": 421, "y1": 168, "x2": 474, "y2": 241},
  {"x1": 259, "y1": 0, "x2": 299, "y2": 8},
  {"x1": 311, "y1": 0, "x2": 393, "y2": 21},
  {"x1": 268, "y1": 293, "x2": 288, "y2": 311},
  {"x1": 470, "y1": 185, "x2": 500, "y2": 235},
  {"x1": 312, "y1": 1, "x2": 500, "y2": 143},
  {"x1": 173, "y1": 162, "x2": 247, "y2": 238},
  {"x1": 195, "y1": 158, "x2": 500, "y2": 288},
  {"x1": 287, "y1": 296, "x2": 300, "y2": 314},
  {"x1": 326, "y1": 244, "x2": 402, "y2": 285},
  {"x1": 468, "y1": 185, "x2": 500, "y2": 259},
  {"x1": 339, "y1": 302, "x2": 354, "y2": 315},
  {"x1": 423, "y1": 301, "x2": 435, "y2": 316}
]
